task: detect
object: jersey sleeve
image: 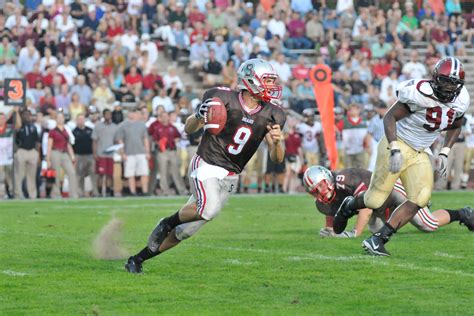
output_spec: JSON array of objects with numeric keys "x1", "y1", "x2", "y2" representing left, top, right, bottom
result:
[
  {"x1": 396, "y1": 80, "x2": 422, "y2": 112},
  {"x1": 315, "y1": 200, "x2": 338, "y2": 216}
]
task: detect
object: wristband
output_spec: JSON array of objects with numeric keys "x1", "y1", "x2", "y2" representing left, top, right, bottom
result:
[
  {"x1": 439, "y1": 147, "x2": 450, "y2": 157},
  {"x1": 389, "y1": 141, "x2": 400, "y2": 151}
]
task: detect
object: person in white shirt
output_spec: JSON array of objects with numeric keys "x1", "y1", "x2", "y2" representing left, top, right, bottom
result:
[
  {"x1": 270, "y1": 54, "x2": 292, "y2": 84},
  {"x1": 152, "y1": 88, "x2": 174, "y2": 113},
  {"x1": 85, "y1": 50, "x2": 104, "y2": 72},
  {"x1": 121, "y1": 29, "x2": 139, "y2": 53},
  {"x1": 55, "y1": 10, "x2": 75, "y2": 34},
  {"x1": 5, "y1": 8, "x2": 28, "y2": 29},
  {"x1": 252, "y1": 28, "x2": 270, "y2": 56},
  {"x1": 379, "y1": 70, "x2": 399, "y2": 103},
  {"x1": 402, "y1": 51, "x2": 428, "y2": 80},
  {"x1": 296, "y1": 109, "x2": 322, "y2": 167},
  {"x1": 139, "y1": 33, "x2": 158, "y2": 64},
  {"x1": 267, "y1": 11, "x2": 286, "y2": 39},
  {"x1": 57, "y1": 57, "x2": 78, "y2": 86},
  {"x1": 162, "y1": 66, "x2": 184, "y2": 91}
]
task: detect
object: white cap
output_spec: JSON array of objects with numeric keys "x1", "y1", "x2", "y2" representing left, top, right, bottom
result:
[
  {"x1": 88, "y1": 5, "x2": 96, "y2": 13},
  {"x1": 141, "y1": 33, "x2": 150, "y2": 41}
]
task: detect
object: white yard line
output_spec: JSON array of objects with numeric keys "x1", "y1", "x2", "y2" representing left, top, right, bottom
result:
[
  {"x1": 196, "y1": 244, "x2": 474, "y2": 278},
  {"x1": 2, "y1": 270, "x2": 29, "y2": 277}
]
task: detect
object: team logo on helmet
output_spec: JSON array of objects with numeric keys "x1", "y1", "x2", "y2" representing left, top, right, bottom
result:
[{"x1": 237, "y1": 59, "x2": 282, "y2": 103}]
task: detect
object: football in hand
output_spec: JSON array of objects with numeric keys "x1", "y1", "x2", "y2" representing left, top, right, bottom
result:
[{"x1": 204, "y1": 97, "x2": 227, "y2": 135}]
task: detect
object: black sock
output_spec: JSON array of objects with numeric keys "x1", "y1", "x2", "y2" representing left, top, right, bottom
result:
[
  {"x1": 446, "y1": 209, "x2": 460, "y2": 223},
  {"x1": 134, "y1": 246, "x2": 161, "y2": 263},
  {"x1": 376, "y1": 223, "x2": 396, "y2": 243},
  {"x1": 348, "y1": 193, "x2": 366, "y2": 210},
  {"x1": 165, "y1": 211, "x2": 182, "y2": 229}
]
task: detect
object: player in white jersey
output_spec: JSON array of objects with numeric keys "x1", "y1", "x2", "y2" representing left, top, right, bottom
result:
[
  {"x1": 296, "y1": 110, "x2": 322, "y2": 166},
  {"x1": 336, "y1": 57, "x2": 470, "y2": 256},
  {"x1": 463, "y1": 114, "x2": 474, "y2": 187}
]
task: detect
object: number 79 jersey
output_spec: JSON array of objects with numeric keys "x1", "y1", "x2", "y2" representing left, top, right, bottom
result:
[
  {"x1": 395, "y1": 79, "x2": 470, "y2": 151},
  {"x1": 197, "y1": 87, "x2": 286, "y2": 174}
]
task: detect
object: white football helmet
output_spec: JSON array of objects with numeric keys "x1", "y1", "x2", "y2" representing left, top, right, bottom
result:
[
  {"x1": 237, "y1": 58, "x2": 282, "y2": 103},
  {"x1": 303, "y1": 166, "x2": 336, "y2": 203}
]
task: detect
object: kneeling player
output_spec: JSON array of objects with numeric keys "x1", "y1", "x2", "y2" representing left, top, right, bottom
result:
[
  {"x1": 303, "y1": 166, "x2": 474, "y2": 238},
  {"x1": 125, "y1": 59, "x2": 286, "y2": 273}
]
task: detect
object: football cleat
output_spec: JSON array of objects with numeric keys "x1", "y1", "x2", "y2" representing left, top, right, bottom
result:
[
  {"x1": 125, "y1": 256, "x2": 143, "y2": 274},
  {"x1": 147, "y1": 218, "x2": 172, "y2": 252},
  {"x1": 319, "y1": 227, "x2": 336, "y2": 237},
  {"x1": 333, "y1": 196, "x2": 357, "y2": 234},
  {"x1": 362, "y1": 234, "x2": 391, "y2": 257},
  {"x1": 459, "y1": 206, "x2": 474, "y2": 231}
]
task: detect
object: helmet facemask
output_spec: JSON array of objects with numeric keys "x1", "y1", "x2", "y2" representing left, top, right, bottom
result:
[
  {"x1": 244, "y1": 72, "x2": 282, "y2": 103},
  {"x1": 308, "y1": 179, "x2": 336, "y2": 204},
  {"x1": 433, "y1": 75, "x2": 464, "y2": 103}
]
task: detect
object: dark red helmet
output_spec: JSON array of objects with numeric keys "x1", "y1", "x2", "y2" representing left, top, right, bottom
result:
[{"x1": 432, "y1": 57, "x2": 465, "y2": 103}]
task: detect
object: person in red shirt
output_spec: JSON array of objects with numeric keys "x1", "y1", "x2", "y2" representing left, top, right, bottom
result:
[
  {"x1": 187, "y1": 5, "x2": 206, "y2": 28},
  {"x1": 142, "y1": 66, "x2": 164, "y2": 91},
  {"x1": 106, "y1": 17, "x2": 124, "y2": 39},
  {"x1": 25, "y1": 63, "x2": 43, "y2": 89},
  {"x1": 125, "y1": 65, "x2": 143, "y2": 99},
  {"x1": 291, "y1": 55, "x2": 310, "y2": 80},
  {"x1": 372, "y1": 57, "x2": 392, "y2": 85},
  {"x1": 359, "y1": 40, "x2": 372, "y2": 59},
  {"x1": 151, "y1": 111, "x2": 187, "y2": 195},
  {"x1": 46, "y1": 112, "x2": 78, "y2": 199},
  {"x1": 284, "y1": 123, "x2": 304, "y2": 194},
  {"x1": 189, "y1": 21, "x2": 209, "y2": 45},
  {"x1": 42, "y1": 65, "x2": 67, "y2": 87}
]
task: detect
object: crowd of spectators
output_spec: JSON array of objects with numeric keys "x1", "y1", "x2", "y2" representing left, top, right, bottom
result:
[{"x1": 0, "y1": 0, "x2": 473, "y2": 199}]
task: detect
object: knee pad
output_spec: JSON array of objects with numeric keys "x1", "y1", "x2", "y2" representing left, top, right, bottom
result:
[
  {"x1": 175, "y1": 220, "x2": 207, "y2": 241},
  {"x1": 364, "y1": 188, "x2": 390, "y2": 210},
  {"x1": 412, "y1": 186, "x2": 431, "y2": 208},
  {"x1": 198, "y1": 200, "x2": 222, "y2": 221}
]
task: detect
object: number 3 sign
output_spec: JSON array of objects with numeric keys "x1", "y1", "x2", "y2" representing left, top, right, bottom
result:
[{"x1": 4, "y1": 78, "x2": 26, "y2": 106}]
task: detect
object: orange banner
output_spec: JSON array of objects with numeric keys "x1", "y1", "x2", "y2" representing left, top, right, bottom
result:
[{"x1": 309, "y1": 64, "x2": 338, "y2": 170}]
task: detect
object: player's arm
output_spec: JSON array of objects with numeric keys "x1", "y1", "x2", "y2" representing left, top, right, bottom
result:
[
  {"x1": 443, "y1": 116, "x2": 465, "y2": 149},
  {"x1": 184, "y1": 114, "x2": 204, "y2": 134},
  {"x1": 383, "y1": 101, "x2": 412, "y2": 143},
  {"x1": 352, "y1": 208, "x2": 373, "y2": 237},
  {"x1": 437, "y1": 116, "x2": 465, "y2": 179},
  {"x1": 383, "y1": 101, "x2": 412, "y2": 173},
  {"x1": 265, "y1": 125, "x2": 285, "y2": 163}
]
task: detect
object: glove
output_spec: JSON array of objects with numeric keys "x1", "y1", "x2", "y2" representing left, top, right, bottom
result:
[
  {"x1": 194, "y1": 98, "x2": 212, "y2": 119},
  {"x1": 388, "y1": 141, "x2": 403, "y2": 173},
  {"x1": 319, "y1": 227, "x2": 336, "y2": 237},
  {"x1": 437, "y1": 147, "x2": 450, "y2": 180},
  {"x1": 335, "y1": 230, "x2": 357, "y2": 238}
]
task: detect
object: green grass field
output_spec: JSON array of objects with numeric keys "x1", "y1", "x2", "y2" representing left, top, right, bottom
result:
[{"x1": 1, "y1": 192, "x2": 473, "y2": 315}]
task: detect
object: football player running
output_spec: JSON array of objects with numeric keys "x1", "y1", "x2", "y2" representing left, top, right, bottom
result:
[
  {"x1": 303, "y1": 166, "x2": 474, "y2": 238},
  {"x1": 336, "y1": 57, "x2": 470, "y2": 256},
  {"x1": 125, "y1": 59, "x2": 286, "y2": 273}
]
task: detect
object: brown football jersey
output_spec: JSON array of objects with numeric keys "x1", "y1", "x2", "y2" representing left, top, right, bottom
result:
[
  {"x1": 197, "y1": 87, "x2": 286, "y2": 173},
  {"x1": 316, "y1": 168, "x2": 401, "y2": 216}
]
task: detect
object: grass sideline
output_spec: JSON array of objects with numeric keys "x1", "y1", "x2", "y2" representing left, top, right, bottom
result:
[{"x1": 1, "y1": 192, "x2": 473, "y2": 315}]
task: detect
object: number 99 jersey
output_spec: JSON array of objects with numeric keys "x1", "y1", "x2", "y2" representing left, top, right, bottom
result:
[
  {"x1": 395, "y1": 79, "x2": 470, "y2": 151},
  {"x1": 197, "y1": 87, "x2": 286, "y2": 174}
]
